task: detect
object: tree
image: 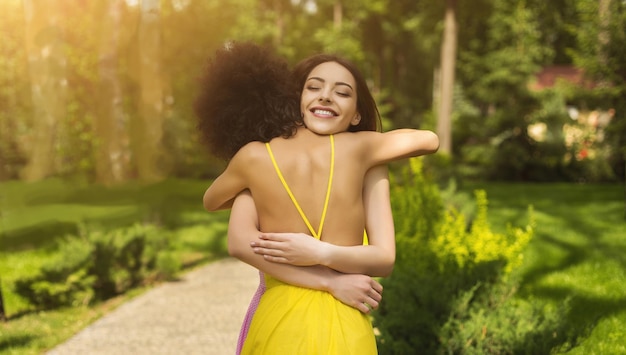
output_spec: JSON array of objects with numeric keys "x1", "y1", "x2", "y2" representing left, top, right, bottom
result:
[
  {"x1": 0, "y1": 0, "x2": 29, "y2": 180},
  {"x1": 21, "y1": 0, "x2": 67, "y2": 181},
  {"x1": 436, "y1": 0, "x2": 457, "y2": 154},
  {"x1": 572, "y1": 0, "x2": 626, "y2": 186},
  {"x1": 133, "y1": 0, "x2": 165, "y2": 181},
  {"x1": 94, "y1": 0, "x2": 131, "y2": 184},
  {"x1": 454, "y1": 0, "x2": 552, "y2": 180}
]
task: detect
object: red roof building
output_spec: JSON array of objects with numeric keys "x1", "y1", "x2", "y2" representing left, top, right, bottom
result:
[{"x1": 529, "y1": 65, "x2": 594, "y2": 91}]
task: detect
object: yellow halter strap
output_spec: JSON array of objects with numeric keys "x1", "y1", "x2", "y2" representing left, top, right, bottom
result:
[{"x1": 265, "y1": 135, "x2": 334, "y2": 239}]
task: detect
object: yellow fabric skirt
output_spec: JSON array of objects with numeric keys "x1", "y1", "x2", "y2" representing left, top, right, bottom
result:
[{"x1": 241, "y1": 275, "x2": 377, "y2": 355}]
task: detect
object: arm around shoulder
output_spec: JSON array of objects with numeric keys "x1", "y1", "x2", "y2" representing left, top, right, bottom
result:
[
  {"x1": 386, "y1": 128, "x2": 439, "y2": 157},
  {"x1": 361, "y1": 129, "x2": 439, "y2": 165}
]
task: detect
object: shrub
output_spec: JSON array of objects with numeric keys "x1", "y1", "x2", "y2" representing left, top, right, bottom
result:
[
  {"x1": 438, "y1": 281, "x2": 572, "y2": 354},
  {"x1": 14, "y1": 237, "x2": 95, "y2": 309},
  {"x1": 373, "y1": 158, "x2": 565, "y2": 354},
  {"x1": 156, "y1": 252, "x2": 183, "y2": 280},
  {"x1": 15, "y1": 223, "x2": 172, "y2": 309},
  {"x1": 431, "y1": 190, "x2": 533, "y2": 275}
]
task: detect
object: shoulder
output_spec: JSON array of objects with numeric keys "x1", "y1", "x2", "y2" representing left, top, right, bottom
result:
[
  {"x1": 334, "y1": 130, "x2": 377, "y2": 141},
  {"x1": 231, "y1": 141, "x2": 268, "y2": 163},
  {"x1": 333, "y1": 131, "x2": 381, "y2": 149},
  {"x1": 224, "y1": 141, "x2": 269, "y2": 175}
]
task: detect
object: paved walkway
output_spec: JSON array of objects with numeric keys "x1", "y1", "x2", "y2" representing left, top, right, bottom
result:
[{"x1": 47, "y1": 258, "x2": 260, "y2": 355}]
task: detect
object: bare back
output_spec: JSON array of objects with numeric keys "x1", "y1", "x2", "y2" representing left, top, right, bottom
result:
[
  {"x1": 204, "y1": 126, "x2": 438, "y2": 244},
  {"x1": 242, "y1": 128, "x2": 368, "y2": 247}
]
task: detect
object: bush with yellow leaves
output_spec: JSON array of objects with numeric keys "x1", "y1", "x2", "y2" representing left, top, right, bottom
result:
[
  {"x1": 375, "y1": 159, "x2": 567, "y2": 354},
  {"x1": 432, "y1": 189, "x2": 534, "y2": 275}
]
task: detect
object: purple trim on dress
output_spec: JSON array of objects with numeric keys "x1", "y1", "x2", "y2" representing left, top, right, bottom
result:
[{"x1": 236, "y1": 271, "x2": 265, "y2": 354}]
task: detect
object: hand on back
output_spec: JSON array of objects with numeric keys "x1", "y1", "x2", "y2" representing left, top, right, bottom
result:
[
  {"x1": 251, "y1": 232, "x2": 329, "y2": 266},
  {"x1": 327, "y1": 272, "x2": 383, "y2": 314}
]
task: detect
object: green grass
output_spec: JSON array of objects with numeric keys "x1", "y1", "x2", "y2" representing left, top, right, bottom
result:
[
  {"x1": 0, "y1": 178, "x2": 230, "y2": 354},
  {"x1": 1, "y1": 178, "x2": 228, "y2": 251},
  {"x1": 461, "y1": 182, "x2": 626, "y2": 354}
]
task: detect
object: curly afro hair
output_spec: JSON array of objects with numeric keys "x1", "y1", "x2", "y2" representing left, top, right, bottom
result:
[{"x1": 194, "y1": 42, "x2": 302, "y2": 161}]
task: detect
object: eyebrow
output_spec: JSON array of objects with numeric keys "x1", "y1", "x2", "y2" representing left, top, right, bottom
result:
[{"x1": 307, "y1": 77, "x2": 354, "y2": 91}]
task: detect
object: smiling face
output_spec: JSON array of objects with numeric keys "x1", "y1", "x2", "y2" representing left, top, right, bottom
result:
[{"x1": 300, "y1": 61, "x2": 362, "y2": 135}]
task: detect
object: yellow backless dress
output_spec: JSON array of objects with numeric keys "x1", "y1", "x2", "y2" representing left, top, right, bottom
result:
[{"x1": 240, "y1": 135, "x2": 377, "y2": 355}]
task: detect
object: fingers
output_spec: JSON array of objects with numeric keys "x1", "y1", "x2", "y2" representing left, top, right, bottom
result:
[
  {"x1": 356, "y1": 287, "x2": 383, "y2": 314},
  {"x1": 252, "y1": 246, "x2": 291, "y2": 264},
  {"x1": 261, "y1": 255, "x2": 289, "y2": 263},
  {"x1": 251, "y1": 240, "x2": 287, "y2": 258},
  {"x1": 371, "y1": 280, "x2": 383, "y2": 294},
  {"x1": 367, "y1": 297, "x2": 379, "y2": 311},
  {"x1": 259, "y1": 233, "x2": 287, "y2": 241},
  {"x1": 356, "y1": 297, "x2": 379, "y2": 314},
  {"x1": 356, "y1": 302, "x2": 371, "y2": 314},
  {"x1": 252, "y1": 245, "x2": 283, "y2": 257},
  {"x1": 250, "y1": 239, "x2": 281, "y2": 249}
]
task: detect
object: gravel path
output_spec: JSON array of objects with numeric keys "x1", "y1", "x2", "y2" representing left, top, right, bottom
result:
[{"x1": 47, "y1": 258, "x2": 259, "y2": 355}]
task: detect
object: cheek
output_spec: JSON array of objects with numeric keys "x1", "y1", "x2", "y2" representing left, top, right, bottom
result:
[
  {"x1": 300, "y1": 94, "x2": 312, "y2": 109},
  {"x1": 344, "y1": 103, "x2": 358, "y2": 117}
]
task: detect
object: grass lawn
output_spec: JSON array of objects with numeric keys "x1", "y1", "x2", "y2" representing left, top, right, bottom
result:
[
  {"x1": 0, "y1": 178, "x2": 230, "y2": 354},
  {"x1": 462, "y1": 182, "x2": 626, "y2": 354}
]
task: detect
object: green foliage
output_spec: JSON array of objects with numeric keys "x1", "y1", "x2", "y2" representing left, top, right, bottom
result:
[
  {"x1": 14, "y1": 224, "x2": 172, "y2": 309},
  {"x1": 447, "y1": 0, "x2": 624, "y2": 182},
  {"x1": 571, "y1": 0, "x2": 626, "y2": 84},
  {"x1": 438, "y1": 282, "x2": 572, "y2": 354},
  {"x1": 1, "y1": 0, "x2": 623, "y2": 183},
  {"x1": 156, "y1": 251, "x2": 183, "y2": 281},
  {"x1": 454, "y1": 0, "x2": 552, "y2": 181},
  {"x1": 461, "y1": 182, "x2": 626, "y2": 354},
  {"x1": 390, "y1": 158, "x2": 443, "y2": 241},
  {"x1": 374, "y1": 160, "x2": 565, "y2": 354},
  {"x1": 567, "y1": 0, "x2": 626, "y2": 181},
  {"x1": 14, "y1": 237, "x2": 95, "y2": 309},
  {"x1": 432, "y1": 190, "x2": 533, "y2": 274},
  {"x1": 0, "y1": 178, "x2": 231, "y2": 354}
]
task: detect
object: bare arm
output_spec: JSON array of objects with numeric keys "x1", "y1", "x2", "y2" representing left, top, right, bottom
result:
[
  {"x1": 203, "y1": 144, "x2": 256, "y2": 211},
  {"x1": 252, "y1": 165, "x2": 395, "y2": 276},
  {"x1": 361, "y1": 129, "x2": 439, "y2": 165},
  {"x1": 228, "y1": 190, "x2": 382, "y2": 313}
]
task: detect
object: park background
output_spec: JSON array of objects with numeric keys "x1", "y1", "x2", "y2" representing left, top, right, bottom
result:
[{"x1": 0, "y1": 0, "x2": 625, "y2": 354}]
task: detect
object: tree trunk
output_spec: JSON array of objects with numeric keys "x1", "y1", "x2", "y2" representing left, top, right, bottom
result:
[
  {"x1": 274, "y1": 0, "x2": 284, "y2": 47},
  {"x1": 598, "y1": 0, "x2": 610, "y2": 67},
  {"x1": 21, "y1": 0, "x2": 67, "y2": 181},
  {"x1": 95, "y1": 0, "x2": 129, "y2": 185},
  {"x1": 436, "y1": 0, "x2": 457, "y2": 155},
  {"x1": 133, "y1": 0, "x2": 164, "y2": 181},
  {"x1": 334, "y1": 1, "x2": 343, "y2": 29}
]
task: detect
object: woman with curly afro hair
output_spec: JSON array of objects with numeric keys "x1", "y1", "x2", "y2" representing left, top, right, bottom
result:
[
  {"x1": 195, "y1": 42, "x2": 302, "y2": 161},
  {"x1": 195, "y1": 42, "x2": 439, "y2": 354}
]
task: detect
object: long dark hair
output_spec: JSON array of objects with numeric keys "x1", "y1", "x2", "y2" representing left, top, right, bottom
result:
[
  {"x1": 292, "y1": 54, "x2": 381, "y2": 132},
  {"x1": 194, "y1": 42, "x2": 301, "y2": 160}
]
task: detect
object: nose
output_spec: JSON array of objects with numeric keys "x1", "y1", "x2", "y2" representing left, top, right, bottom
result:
[{"x1": 318, "y1": 94, "x2": 331, "y2": 103}]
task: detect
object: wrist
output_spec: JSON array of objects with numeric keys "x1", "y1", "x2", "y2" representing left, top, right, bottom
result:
[
  {"x1": 318, "y1": 241, "x2": 333, "y2": 267},
  {"x1": 320, "y1": 267, "x2": 337, "y2": 293}
]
